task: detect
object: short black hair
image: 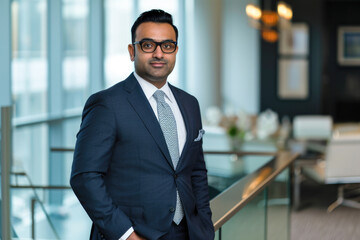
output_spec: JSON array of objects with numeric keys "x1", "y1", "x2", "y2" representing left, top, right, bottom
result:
[{"x1": 131, "y1": 9, "x2": 178, "y2": 43}]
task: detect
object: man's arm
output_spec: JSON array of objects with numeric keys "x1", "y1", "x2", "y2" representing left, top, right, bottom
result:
[
  {"x1": 191, "y1": 141, "x2": 215, "y2": 238},
  {"x1": 190, "y1": 100, "x2": 215, "y2": 235},
  {"x1": 191, "y1": 145, "x2": 212, "y2": 219},
  {"x1": 70, "y1": 94, "x2": 132, "y2": 239}
]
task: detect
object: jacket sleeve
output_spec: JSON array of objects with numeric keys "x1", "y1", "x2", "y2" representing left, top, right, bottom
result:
[
  {"x1": 70, "y1": 93, "x2": 132, "y2": 239},
  {"x1": 190, "y1": 99, "x2": 215, "y2": 238}
]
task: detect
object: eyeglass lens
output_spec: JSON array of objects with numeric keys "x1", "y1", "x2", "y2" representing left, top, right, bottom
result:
[{"x1": 140, "y1": 40, "x2": 176, "y2": 53}]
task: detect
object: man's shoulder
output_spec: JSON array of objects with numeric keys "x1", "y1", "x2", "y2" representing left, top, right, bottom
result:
[
  {"x1": 84, "y1": 74, "x2": 135, "y2": 108},
  {"x1": 91, "y1": 74, "x2": 135, "y2": 99},
  {"x1": 169, "y1": 84, "x2": 198, "y2": 104},
  {"x1": 86, "y1": 83, "x2": 122, "y2": 106}
]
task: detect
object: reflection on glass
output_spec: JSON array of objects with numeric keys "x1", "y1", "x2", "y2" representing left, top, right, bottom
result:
[
  {"x1": 207, "y1": 155, "x2": 273, "y2": 199},
  {"x1": 11, "y1": 0, "x2": 47, "y2": 117},
  {"x1": 243, "y1": 167, "x2": 272, "y2": 198},
  {"x1": 63, "y1": 0, "x2": 89, "y2": 109}
]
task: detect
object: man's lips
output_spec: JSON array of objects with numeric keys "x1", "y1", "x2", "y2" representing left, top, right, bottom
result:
[{"x1": 150, "y1": 61, "x2": 166, "y2": 67}]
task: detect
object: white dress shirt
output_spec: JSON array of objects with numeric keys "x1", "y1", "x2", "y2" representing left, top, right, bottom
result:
[{"x1": 119, "y1": 72, "x2": 187, "y2": 240}]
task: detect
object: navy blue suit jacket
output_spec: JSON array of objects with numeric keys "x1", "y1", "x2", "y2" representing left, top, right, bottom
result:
[{"x1": 70, "y1": 73, "x2": 214, "y2": 240}]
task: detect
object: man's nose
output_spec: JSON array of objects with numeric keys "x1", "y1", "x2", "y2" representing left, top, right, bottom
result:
[{"x1": 152, "y1": 45, "x2": 164, "y2": 58}]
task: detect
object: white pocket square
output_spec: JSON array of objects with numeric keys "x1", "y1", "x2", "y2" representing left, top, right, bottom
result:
[{"x1": 194, "y1": 129, "x2": 205, "y2": 142}]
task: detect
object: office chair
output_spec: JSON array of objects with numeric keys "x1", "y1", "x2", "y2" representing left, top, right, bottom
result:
[{"x1": 294, "y1": 125, "x2": 360, "y2": 212}]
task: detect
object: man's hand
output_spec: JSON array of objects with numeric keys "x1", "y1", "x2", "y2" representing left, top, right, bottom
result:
[{"x1": 127, "y1": 232, "x2": 146, "y2": 240}]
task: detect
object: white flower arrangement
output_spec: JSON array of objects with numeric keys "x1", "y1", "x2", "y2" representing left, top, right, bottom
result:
[{"x1": 205, "y1": 106, "x2": 252, "y2": 143}]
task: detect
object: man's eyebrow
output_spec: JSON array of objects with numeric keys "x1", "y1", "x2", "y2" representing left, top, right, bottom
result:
[
  {"x1": 139, "y1": 38, "x2": 175, "y2": 42},
  {"x1": 139, "y1": 38, "x2": 154, "y2": 42}
]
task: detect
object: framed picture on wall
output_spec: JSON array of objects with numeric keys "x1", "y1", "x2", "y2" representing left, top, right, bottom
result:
[
  {"x1": 338, "y1": 26, "x2": 360, "y2": 66},
  {"x1": 279, "y1": 23, "x2": 309, "y2": 56},
  {"x1": 278, "y1": 59, "x2": 309, "y2": 99}
]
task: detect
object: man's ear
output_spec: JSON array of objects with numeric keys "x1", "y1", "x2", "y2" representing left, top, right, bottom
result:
[{"x1": 128, "y1": 44, "x2": 135, "y2": 61}]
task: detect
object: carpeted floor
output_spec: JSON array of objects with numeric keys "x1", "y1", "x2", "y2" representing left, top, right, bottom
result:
[{"x1": 291, "y1": 183, "x2": 360, "y2": 240}]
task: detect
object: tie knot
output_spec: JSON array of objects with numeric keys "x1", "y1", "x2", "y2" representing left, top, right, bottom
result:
[{"x1": 153, "y1": 90, "x2": 166, "y2": 103}]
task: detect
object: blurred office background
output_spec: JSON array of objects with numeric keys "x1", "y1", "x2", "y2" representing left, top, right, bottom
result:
[{"x1": 1, "y1": 0, "x2": 360, "y2": 239}]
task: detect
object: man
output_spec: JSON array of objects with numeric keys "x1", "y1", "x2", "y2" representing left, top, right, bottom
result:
[{"x1": 70, "y1": 9, "x2": 214, "y2": 240}]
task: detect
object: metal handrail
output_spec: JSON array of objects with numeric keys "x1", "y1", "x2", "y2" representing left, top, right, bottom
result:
[
  {"x1": 204, "y1": 150, "x2": 277, "y2": 156},
  {"x1": 49, "y1": 148, "x2": 278, "y2": 157},
  {"x1": 1, "y1": 106, "x2": 12, "y2": 240},
  {"x1": 50, "y1": 147, "x2": 76, "y2": 152},
  {"x1": 208, "y1": 151, "x2": 298, "y2": 231},
  {"x1": 11, "y1": 185, "x2": 72, "y2": 190},
  {"x1": 13, "y1": 109, "x2": 82, "y2": 128}
]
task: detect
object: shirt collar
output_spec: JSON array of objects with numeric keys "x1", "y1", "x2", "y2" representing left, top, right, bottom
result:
[{"x1": 134, "y1": 71, "x2": 174, "y2": 103}]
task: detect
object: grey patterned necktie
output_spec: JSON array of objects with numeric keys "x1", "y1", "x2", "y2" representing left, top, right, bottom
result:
[{"x1": 153, "y1": 90, "x2": 184, "y2": 224}]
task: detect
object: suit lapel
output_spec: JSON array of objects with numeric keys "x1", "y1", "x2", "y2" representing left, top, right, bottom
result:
[
  {"x1": 169, "y1": 84, "x2": 192, "y2": 164},
  {"x1": 124, "y1": 74, "x2": 174, "y2": 169}
]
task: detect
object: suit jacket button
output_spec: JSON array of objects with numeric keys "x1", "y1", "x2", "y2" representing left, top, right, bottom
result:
[
  {"x1": 170, "y1": 207, "x2": 175, "y2": 213},
  {"x1": 173, "y1": 174, "x2": 178, "y2": 179}
]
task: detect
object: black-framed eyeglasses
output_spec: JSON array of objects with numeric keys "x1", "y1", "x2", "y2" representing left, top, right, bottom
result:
[{"x1": 133, "y1": 39, "x2": 177, "y2": 53}]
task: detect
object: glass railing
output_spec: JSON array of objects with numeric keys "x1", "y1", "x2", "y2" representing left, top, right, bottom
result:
[
  {"x1": 216, "y1": 191, "x2": 267, "y2": 240},
  {"x1": 208, "y1": 151, "x2": 297, "y2": 240},
  {"x1": 1, "y1": 106, "x2": 87, "y2": 239}
]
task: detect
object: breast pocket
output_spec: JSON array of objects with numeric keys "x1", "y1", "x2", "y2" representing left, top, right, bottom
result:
[{"x1": 189, "y1": 140, "x2": 202, "y2": 149}]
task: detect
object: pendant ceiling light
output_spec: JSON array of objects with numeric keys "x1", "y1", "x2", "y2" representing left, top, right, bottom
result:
[{"x1": 246, "y1": 1, "x2": 293, "y2": 43}]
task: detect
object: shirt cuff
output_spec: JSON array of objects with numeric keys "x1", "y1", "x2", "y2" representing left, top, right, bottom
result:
[{"x1": 119, "y1": 227, "x2": 134, "y2": 240}]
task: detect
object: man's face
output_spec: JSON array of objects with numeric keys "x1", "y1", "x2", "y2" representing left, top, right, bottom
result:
[{"x1": 128, "y1": 22, "x2": 178, "y2": 88}]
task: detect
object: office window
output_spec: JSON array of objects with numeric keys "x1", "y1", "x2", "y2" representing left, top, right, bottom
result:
[
  {"x1": 104, "y1": 0, "x2": 134, "y2": 87},
  {"x1": 62, "y1": 0, "x2": 89, "y2": 109},
  {"x1": 10, "y1": 1, "x2": 49, "y2": 237},
  {"x1": 11, "y1": 0, "x2": 48, "y2": 117},
  {"x1": 138, "y1": 0, "x2": 179, "y2": 23}
]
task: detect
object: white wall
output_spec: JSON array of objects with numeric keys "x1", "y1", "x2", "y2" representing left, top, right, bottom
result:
[
  {"x1": 186, "y1": 0, "x2": 260, "y2": 115},
  {"x1": 221, "y1": 0, "x2": 260, "y2": 115},
  {"x1": 187, "y1": 0, "x2": 223, "y2": 111}
]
